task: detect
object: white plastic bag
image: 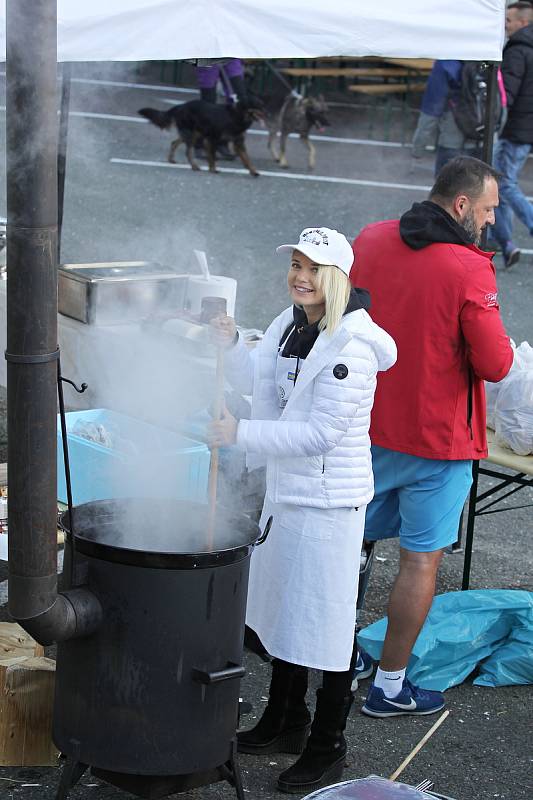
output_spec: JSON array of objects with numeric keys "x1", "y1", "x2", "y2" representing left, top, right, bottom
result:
[
  {"x1": 494, "y1": 369, "x2": 533, "y2": 455},
  {"x1": 486, "y1": 341, "x2": 533, "y2": 430}
]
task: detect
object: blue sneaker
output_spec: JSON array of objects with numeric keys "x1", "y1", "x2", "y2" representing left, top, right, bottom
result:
[
  {"x1": 351, "y1": 648, "x2": 375, "y2": 691},
  {"x1": 361, "y1": 678, "x2": 445, "y2": 718}
]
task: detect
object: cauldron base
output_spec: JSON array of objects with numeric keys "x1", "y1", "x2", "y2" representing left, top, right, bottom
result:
[{"x1": 56, "y1": 743, "x2": 245, "y2": 800}]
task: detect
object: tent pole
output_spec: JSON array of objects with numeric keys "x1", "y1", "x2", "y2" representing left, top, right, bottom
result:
[
  {"x1": 480, "y1": 62, "x2": 499, "y2": 250},
  {"x1": 481, "y1": 62, "x2": 499, "y2": 165},
  {"x1": 58, "y1": 62, "x2": 72, "y2": 264}
]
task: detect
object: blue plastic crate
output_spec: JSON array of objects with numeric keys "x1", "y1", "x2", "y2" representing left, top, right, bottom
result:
[{"x1": 57, "y1": 409, "x2": 210, "y2": 506}]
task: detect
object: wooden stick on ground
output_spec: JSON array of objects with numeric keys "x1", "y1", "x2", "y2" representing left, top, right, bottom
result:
[
  {"x1": 206, "y1": 346, "x2": 225, "y2": 551},
  {"x1": 389, "y1": 709, "x2": 450, "y2": 782}
]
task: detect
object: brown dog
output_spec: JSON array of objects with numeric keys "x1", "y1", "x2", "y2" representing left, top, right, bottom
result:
[{"x1": 267, "y1": 94, "x2": 330, "y2": 170}]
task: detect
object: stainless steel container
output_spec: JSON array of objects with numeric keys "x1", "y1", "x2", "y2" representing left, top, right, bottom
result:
[{"x1": 58, "y1": 261, "x2": 188, "y2": 325}]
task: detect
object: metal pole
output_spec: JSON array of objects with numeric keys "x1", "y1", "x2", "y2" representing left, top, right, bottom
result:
[
  {"x1": 461, "y1": 459, "x2": 480, "y2": 590},
  {"x1": 58, "y1": 61, "x2": 72, "y2": 263},
  {"x1": 480, "y1": 62, "x2": 499, "y2": 250},
  {"x1": 481, "y1": 62, "x2": 499, "y2": 165},
  {"x1": 6, "y1": 0, "x2": 60, "y2": 628},
  {"x1": 6, "y1": 0, "x2": 101, "y2": 644}
]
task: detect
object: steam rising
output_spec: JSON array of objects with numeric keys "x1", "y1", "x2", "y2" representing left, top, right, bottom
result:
[{"x1": 64, "y1": 498, "x2": 259, "y2": 556}]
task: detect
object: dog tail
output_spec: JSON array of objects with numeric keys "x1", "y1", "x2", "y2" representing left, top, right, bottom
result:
[{"x1": 138, "y1": 107, "x2": 173, "y2": 130}]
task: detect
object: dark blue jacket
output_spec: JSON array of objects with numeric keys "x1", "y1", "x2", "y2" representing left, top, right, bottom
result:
[
  {"x1": 501, "y1": 24, "x2": 533, "y2": 144},
  {"x1": 421, "y1": 60, "x2": 462, "y2": 118}
]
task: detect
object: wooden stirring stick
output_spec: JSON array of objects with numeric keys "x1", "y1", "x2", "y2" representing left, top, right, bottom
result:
[
  {"x1": 206, "y1": 345, "x2": 225, "y2": 551},
  {"x1": 389, "y1": 709, "x2": 450, "y2": 782}
]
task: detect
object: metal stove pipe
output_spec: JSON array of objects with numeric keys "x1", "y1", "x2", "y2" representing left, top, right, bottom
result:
[{"x1": 6, "y1": 0, "x2": 101, "y2": 645}]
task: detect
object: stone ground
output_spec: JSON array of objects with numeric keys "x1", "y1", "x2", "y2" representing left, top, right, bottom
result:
[{"x1": 0, "y1": 62, "x2": 531, "y2": 800}]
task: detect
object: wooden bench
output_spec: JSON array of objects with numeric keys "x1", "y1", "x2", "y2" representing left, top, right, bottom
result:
[
  {"x1": 281, "y1": 67, "x2": 414, "y2": 78},
  {"x1": 380, "y1": 57, "x2": 434, "y2": 72},
  {"x1": 347, "y1": 82, "x2": 427, "y2": 95}
]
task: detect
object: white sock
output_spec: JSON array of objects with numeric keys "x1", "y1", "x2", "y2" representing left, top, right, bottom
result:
[{"x1": 374, "y1": 666, "x2": 406, "y2": 698}]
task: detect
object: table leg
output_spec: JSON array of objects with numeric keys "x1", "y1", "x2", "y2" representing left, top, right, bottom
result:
[{"x1": 462, "y1": 460, "x2": 480, "y2": 590}]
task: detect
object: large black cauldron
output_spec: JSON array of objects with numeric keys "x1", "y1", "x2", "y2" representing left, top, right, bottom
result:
[{"x1": 54, "y1": 498, "x2": 265, "y2": 799}]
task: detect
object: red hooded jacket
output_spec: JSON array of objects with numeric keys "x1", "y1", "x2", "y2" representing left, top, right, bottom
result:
[{"x1": 352, "y1": 203, "x2": 513, "y2": 460}]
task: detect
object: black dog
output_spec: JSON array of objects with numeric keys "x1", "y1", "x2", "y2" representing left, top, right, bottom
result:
[{"x1": 138, "y1": 98, "x2": 263, "y2": 177}]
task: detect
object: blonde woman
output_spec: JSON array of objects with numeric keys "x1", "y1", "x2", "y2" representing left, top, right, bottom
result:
[{"x1": 209, "y1": 228, "x2": 396, "y2": 794}]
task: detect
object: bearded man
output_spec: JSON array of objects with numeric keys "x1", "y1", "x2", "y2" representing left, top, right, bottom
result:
[{"x1": 350, "y1": 156, "x2": 513, "y2": 718}]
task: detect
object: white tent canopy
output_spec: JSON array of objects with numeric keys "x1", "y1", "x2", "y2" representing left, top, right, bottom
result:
[{"x1": 0, "y1": 0, "x2": 506, "y2": 62}]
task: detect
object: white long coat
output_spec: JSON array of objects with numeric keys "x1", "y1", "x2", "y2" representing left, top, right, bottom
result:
[{"x1": 225, "y1": 306, "x2": 396, "y2": 670}]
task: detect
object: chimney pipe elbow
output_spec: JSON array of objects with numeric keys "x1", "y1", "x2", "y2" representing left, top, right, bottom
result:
[{"x1": 15, "y1": 588, "x2": 103, "y2": 647}]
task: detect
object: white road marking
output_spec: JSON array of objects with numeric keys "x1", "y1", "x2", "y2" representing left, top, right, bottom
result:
[
  {"x1": 156, "y1": 99, "x2": 405, "y2": 147},
  {"x1": 0, "y1": 105, "x2": 149, "y2": 124},
  {"x1": 84, "y1": 107, "x2": 407, "y2": 148},
  {"x1": 0, "y1": 72, "x2": 198, "y2": 94},
  {"x1": 31, "y1": 103, "x2": 409, "y2": 148},
  {"x1": 110, "y1": 157, "x2": 433, "y2": 191},
  {"x1": 252, "y1": 129, "x2": 405, "y2": 148},
  {"x1": 69, "y1": 110, "x2": 148, "y2": 122},
  {"x1": 0, "y1": 105, "x2": 404, "y2": 147}
]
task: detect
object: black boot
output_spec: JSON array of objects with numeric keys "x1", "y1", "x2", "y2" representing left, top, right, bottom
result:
[
  {"x1": 237, "y1": 660, "x2": 311, "y2": 755},
  {"x1": 277, "y1": 689, "x2": 353, "y2": 794}
]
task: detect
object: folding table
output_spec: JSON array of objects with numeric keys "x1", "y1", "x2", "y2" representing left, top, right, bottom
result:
[{"x1": 462, "y1": 429, "x2": 533, "y2": 589}]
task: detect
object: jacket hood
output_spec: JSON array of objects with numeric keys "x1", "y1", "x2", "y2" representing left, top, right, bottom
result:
[
  {"x1": 342, "y1": 308, "x2": 397, "y2": 373},
  {"x1": 506, "y1": 23, "x2": 533, "y2": 51},
  {"x1": 399, "y1": 200, "x2": 475, "y2": 250}
]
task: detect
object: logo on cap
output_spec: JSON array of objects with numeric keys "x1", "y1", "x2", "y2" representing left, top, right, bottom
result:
[{"x1": 301, "y1": 229, "x2": 329, "y2": 247}]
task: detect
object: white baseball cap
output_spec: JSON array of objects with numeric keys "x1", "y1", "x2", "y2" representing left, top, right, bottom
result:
[{"x1": 276, "y1": 227, "x2": 354, "y2": 275}]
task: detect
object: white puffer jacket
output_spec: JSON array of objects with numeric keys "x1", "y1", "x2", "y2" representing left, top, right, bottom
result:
[{"x1": 225, "y1": 306, "x2": 397, "y2": 509}]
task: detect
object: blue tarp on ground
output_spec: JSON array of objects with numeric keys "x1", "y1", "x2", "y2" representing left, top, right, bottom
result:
[{"x1": 358, "y1": 589, "x2": 533, "y2": 691}]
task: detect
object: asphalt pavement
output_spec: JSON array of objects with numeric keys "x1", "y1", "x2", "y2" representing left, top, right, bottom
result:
[{"x1": 0, "y1": 62, "x2": 531, "y2": 800}]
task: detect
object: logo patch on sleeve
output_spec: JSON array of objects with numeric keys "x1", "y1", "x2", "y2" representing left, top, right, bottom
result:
[{"x1": 333, "y1": 364, "x2": 348, "y2": 380}]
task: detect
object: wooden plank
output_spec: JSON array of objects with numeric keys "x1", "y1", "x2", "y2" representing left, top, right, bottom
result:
[
  {"x1": 281, "y1": 67, "x2": 413, "y2": 78},
  {"x1": 486, "y1": 429, "x2": 533, "y2": 476},
  {"x1": 348, "y1": 82, "x2": 426, "y2": 95},
  {"x1": 0, "y1": 656, "x2": 59, "y2": 766},
  {"x1": 381, "y1": 57, "x2": 434, "y2": 71},
  {"x1": 0, "y1": 622, "x2": 45, "y2": 659}
]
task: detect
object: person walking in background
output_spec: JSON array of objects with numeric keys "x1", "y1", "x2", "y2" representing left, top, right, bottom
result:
[
  {"x1": 412, "y1": 59, "x2": 506, "y2": 177},
  {"x1": 208, "y1": 228, "x2": 396, "y2": 793},
  {"x1": 352, "y1": 157, "x2": 513, "y2": 719},
  {"x1": 195, "y1": 59, "x2": 247, "y2": 160},
  {"x1": 196, "y1": 58, "x2": 247, "y2": 105},
  {"x1": 412, "y1": 60, "x2": 479, "y2": 175},
  {"x1": 491, "y1": 1, "x2": 533, "y2": 268}
]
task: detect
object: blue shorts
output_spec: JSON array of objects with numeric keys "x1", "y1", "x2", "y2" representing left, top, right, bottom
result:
[{"x1": 365, "y1": 446, "x2": 473, "y2": 553}]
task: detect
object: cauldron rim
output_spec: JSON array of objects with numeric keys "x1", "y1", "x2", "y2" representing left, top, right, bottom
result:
[{"x1": 59, "y1": 498, "x2": 262, "y2": 570}]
